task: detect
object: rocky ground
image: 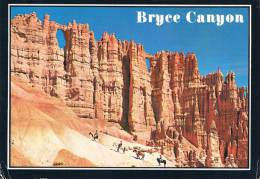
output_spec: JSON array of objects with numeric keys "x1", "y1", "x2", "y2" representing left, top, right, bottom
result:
[{"x1": 11, "y1": 77, "x2": 177, "y2": 167}]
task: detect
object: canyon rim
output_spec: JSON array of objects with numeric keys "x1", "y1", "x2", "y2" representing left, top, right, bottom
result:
[{"x1": 9, "y1": 7, "x2": 249, "y2": 168}]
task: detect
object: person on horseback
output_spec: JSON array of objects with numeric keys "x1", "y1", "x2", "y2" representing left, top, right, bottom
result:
[
  {"x1": 89, "y1": 130, "x2": 99, "y2": 141},
  {"x1": 94, "y1": 130, "x2": 98, "y2": 140},
  {"x1": 117, "y1": 141, "x2": 122, "y2": 152},
  {"x1": 133, "y1": 149, "x2": 145, "y2": 160},
  {"x1": 157, "y1": 155, "x2": 166, "y2": 167}
]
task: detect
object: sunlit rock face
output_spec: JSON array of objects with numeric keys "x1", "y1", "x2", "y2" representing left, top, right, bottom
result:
[{"x1": 11, "y1": 13, "x2": 248, "y2": 167}]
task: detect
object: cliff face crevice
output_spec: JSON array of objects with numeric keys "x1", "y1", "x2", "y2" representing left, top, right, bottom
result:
[
  {"x1": 11, "y1": 13, "x2": 248, "y2": 167},
  {"x1": 121, "y1": 55, "x2": 130, "y2": 131}
]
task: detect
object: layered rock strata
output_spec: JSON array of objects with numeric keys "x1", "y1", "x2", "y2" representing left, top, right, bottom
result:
[{"x1": 11, "y1": 13, "x2": 249, "y2": 167}]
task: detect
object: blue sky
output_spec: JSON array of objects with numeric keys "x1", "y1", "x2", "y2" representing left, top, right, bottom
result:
[{"x1": 11, "y1": 6, "x2": 249, "y2": 87}]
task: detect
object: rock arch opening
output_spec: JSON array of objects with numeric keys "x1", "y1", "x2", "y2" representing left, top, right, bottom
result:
[
  {"x1": 56, "y1": 29, "x2": 66, "y2": 49},
  {"x1": 146, "y1": 58, "x2": 151, "y2": 72}
]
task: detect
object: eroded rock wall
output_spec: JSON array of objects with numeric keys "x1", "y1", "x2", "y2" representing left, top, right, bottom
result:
[{"x1": 10, "y1": 13, "x2": 249, "y2": 167}]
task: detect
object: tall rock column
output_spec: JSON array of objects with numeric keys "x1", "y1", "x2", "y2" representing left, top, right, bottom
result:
[
  {"x1": 128, "y1": 41, "x2": 155, "y2": 132},
  {"x1": 98, "y1": 33, "x2": 124, "y2": 123},
  {"x1": 63, "y1": 20, "x2": 95, "y2": 119},
  {"x1": 205, "y1": 120, "x2": 223, "y2": 167}
]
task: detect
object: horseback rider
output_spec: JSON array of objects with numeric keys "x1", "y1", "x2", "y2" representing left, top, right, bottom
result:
[
  {"x1": 158, "y1": 155, "x2": 163, "y2": 163},
  {"x1": 117, "y1": 141, "x2": 123, "y2": 152},
  {"x1": 94, "y1": 130, "x2": 98, "y2": 139},
  {"x1": 89, "y1": 130, "x2": 99, "y2": 141},
  {"x1": 157, "y1": 154, "x2": 166, "y2": 167}
]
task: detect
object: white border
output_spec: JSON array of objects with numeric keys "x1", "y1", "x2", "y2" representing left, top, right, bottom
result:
[{"x1": 7, "y1": 4, "x2": 252, "y2": 171}]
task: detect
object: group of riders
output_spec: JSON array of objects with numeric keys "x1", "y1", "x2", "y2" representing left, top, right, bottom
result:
[
  {"x1": 115, "y1": 140, "x2": 167, "y2": 167},
  {"x1": 89, "y1": 130, "x2": 167, "y2": 167}
]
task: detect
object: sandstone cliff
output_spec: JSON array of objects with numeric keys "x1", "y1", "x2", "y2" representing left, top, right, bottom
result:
[{"x1": 10, "y1": 12, "x2": 248, "y2": 167}]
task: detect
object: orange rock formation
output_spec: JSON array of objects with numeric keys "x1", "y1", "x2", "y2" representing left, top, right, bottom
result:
[{"x1": 10, "y1": 13, "x2": 248, "y2": 167}]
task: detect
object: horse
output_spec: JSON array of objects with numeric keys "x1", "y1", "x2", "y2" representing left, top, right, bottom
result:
[
  {"x1": 133, "y1": 149, "x2": 145, "y2": 160},
  {"x1": 89, "y1": 131, "x2": 98, "y2": 141},
  {"x1": 113, "y1": 142, "x2": 127, "y2": 153},
  {"x1": 157, "y1": 157, "x2": 167, "y2": 167}
]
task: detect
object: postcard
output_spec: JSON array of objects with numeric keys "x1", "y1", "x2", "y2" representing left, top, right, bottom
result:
[{"x1": 8, "y1": 4, "x2": 250, "y2": 171}]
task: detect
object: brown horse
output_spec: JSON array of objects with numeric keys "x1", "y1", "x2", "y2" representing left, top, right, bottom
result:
[
  {"x1": 157, "y1": 156, "x2": 167, "y2": 167},
  {"x1": 133, "y1": 149, "x2": 145, "y2": 160},
  {"x1": 89, "y1": 131, "x2": 98, "y2": 141},
  {"x1": 113, "y1": 142, "x2": 127, "y2": 153}
]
